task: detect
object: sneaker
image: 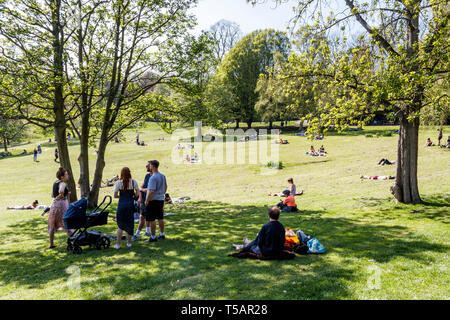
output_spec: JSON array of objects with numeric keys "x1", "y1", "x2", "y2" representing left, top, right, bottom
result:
[
  {"x1": 131, "y1": 235, "x2": 140, "y2": 242},
  {"x1": 144, "y1": 232, "x2": 151, "y2": 237},
  {"x1": 157, "y1": 234, "x2": 165, "y2": 240},
  {"x1": 147, "y1": 237, "x2": 158, "y2": 243},
  {"x1": 126, "y1": 243, "x2": 132, "y2": 248},
  {"x1": 114, "y1": 244, "x2": 120, "y2": 250}
]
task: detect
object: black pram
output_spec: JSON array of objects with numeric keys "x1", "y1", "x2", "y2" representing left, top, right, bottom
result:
[{"x1": 63, "y1": 196, "x2": 112, "y2": 254}]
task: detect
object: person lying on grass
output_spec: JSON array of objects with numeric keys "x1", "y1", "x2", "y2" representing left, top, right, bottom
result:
[
  {"x1": 360, "y1": 175, "x2": 395, "y2": 180},
  {"x1": 7, "y1": 200, "x2": 39, "y2": 210},
  {"x1": 378, "y1": 158, "x2": 396, "y2": 166},
  {"x1": 268, "y1": 178, "x2": 303, "y2": 197},
  {"x1": 276, "y1": 190, "x2": 298, "y2": 212},
  {"x1": 232, "y1": 206, "x2": 285, "y2": 256}
]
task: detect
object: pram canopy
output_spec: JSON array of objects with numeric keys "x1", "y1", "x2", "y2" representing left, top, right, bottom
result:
[
  {"x1": 63, "y1": 198, "x2": 87, "y2": 229},
  {"x1": 63, "y1": 197, "x2": 110, "y2": 230}
]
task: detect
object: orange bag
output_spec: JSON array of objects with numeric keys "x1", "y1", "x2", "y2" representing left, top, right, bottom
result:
[{"x1": 284, "y1": 228, "x2": 300, "y2": 248}]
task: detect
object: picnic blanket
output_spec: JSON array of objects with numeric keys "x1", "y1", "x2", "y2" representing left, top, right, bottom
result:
[{"x1": 228, "y1": 250, "x2": 296, "y2": 260}]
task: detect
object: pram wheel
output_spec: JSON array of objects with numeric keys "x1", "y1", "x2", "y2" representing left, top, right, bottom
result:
[
  {"x1": 96, "y1": 236, "x2": 110, "y2": 250},
  {"x1": 72, "y1": 245, "x2": 82, "y2": 254}
]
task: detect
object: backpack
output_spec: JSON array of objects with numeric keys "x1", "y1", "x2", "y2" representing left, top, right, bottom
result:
[{"x1": 307, "y1": 238, "x2": 326, "y2": 254}]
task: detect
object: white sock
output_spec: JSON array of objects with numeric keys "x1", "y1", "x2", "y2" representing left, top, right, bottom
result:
[
  {"x1": 135, "y1": 230, "x2": 141, "y2": 236},
  {"x1": 160, "y1": 232, "x2": 165, "y2": 236},
  {"x1": 151, "y1": 235, "x2": 156, "y2": 239},
  {"x1": 146, "y1": 227, "x2": 150, "y2": 233}
]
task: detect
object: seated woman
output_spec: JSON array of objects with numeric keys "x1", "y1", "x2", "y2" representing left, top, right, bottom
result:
[
  {"x1": 7, "y1": 200, "x2": 40, "y2": 210},
  {"x1": 360, "y1": 175, "x2": 395, "y2": 180},
  {"x1": 425, "y1": 138, "x2": 434, "y2": 147},
  {"x1": 276, "y1": 190, "x2": 298, "y2": 212},
  {"x1": 307, "y1": 145, "x2": 319, "y2": 156},
  {"x1": 269, "y1": 178, "x2": 303, "y2": 197},
  {"x1": 232, "y1": 206, "x2": 285, "y2": 257}
]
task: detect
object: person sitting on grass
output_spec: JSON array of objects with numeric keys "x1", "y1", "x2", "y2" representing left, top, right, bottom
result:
[
  {"x1": 425, "y1": 138, "x2": 434, "y2": 147},
  {"x1": 307, "y1": 145, "x2": 319, "y2": 156},
  {"x1": 268, "y1": 178, "x2": 303, "y2": 197},
  {"x1": 232, "y1": 206, "x2": 285, "y2": 257},
  {"x1": 277, "y1": 190, "x2": 298, "y2": 212},
  {"x1": 446, "y1": 136, "x2": 450, "y2": 148},
  {"x1": 360, "y1": 175, "x2": 395, "y2": 180},
  {"x1": 378, "y1": 158, "x2": 396, "y2": 166},
  {"x1": 318, "y1": 145, "x2": 327, "y2": 155}
]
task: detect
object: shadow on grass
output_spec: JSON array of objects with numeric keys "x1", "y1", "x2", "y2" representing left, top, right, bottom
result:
[{"x1": 0, "y1": 200, "x2": 447, "y2": 299}]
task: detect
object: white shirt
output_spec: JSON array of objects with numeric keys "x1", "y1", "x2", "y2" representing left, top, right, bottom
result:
[{"x1": 114, "y1": 179, "x2": 139, "y2": 193}]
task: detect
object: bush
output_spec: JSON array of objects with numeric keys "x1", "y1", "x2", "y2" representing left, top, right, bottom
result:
[{"x1": 267, "y1": 161, "x2": 284, "y2": 169}]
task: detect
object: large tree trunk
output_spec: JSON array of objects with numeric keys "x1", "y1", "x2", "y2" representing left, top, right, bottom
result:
[
  {"x1": 390, "y1": 4, "x2": 421, "y2": 205},
  {"x1": 3, "y1": 136, "x2": 7, "y2": 152},
  {"x1": 392, "y1": 115, "x2": 421, "y2": 204},
  {"x1": 51, "y1": 0, "x2": 77, "y2": 203},
  {"x1": 78, "y1": 111, "x2": 90, "y2": 198},
  {"x1": 76, "y1": 9, "x2": 91, "y2": 200},
  {"x1": 246, "y1": 120, "x2": 252, "y2": 129},
  {"x1": 87, "y1": 135, "x2": 107, "y2": 208},
  {"x1": 235, "y1": 120, "x2": 240, "y2": 129},
  {"x1": 54, "y1": 124, "x2": 77, "y2": 203}
]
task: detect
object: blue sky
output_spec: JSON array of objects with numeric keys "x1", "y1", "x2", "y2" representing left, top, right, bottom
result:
[{"x1": 190, "y1": 0, "x2": 298, "y2": 35}]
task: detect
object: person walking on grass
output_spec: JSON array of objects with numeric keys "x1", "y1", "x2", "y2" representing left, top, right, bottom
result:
[
  {"x1": 133, "y1": 161, "x2": 152, "y2": 240},
  {"x1": 437, "y1": 128, "x2": 443, "y2": 147},
  {"x1": 54, "y1": 148, "x2": 59, "y2": 162},
  {"x1": 33, "y1": 148, "x2": 38, "y2": 162},
  {"x1": 144, "y1": 160, "x2": 167, "y2": 243},
  {"x1": 113, "y1": 167, "x2": 139, "y2": 249},
  {"x1": 48, "y1": 167, "x2": 72, "y2": 248}
]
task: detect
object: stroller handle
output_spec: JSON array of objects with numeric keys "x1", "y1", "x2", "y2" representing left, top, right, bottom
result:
[{"x1": 93, "y1": 195, "x2": 112, "y2": 213}]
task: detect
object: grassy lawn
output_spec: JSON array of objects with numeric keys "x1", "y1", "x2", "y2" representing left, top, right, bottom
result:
[{"x1": 0, "y1": 124, "x2": 448, "y2": 299}]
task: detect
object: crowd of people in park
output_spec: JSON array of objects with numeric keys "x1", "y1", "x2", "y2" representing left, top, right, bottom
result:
[
  {"x1": 8, "y1": 125, "x2": 447, "y2": 259},
  {"x1": 426, "y1": 135, "x2": 450, "y2": 148},
  {"x1": 44, "y1": 160, "x2": 167, "y2": 249}
]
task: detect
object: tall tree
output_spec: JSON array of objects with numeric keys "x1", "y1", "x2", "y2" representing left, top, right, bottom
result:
[
  {"x1": 250, "y1": 0, "x2": 449, "y2": 204},
  {"x1": 81, "y1": 0, "x2": 210, "y2": 207},
  {"x1": 212, "y1": 29, "x2": 290, "y2": 128},
  {"x1": 0, "y1": 0, "x2": 88, "y2": 202},
  {"x1": 209, "y1": 19, "x2": 243, "y2": 63}
]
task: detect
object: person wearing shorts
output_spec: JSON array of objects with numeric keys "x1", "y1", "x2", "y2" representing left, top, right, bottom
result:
[
  {"x1": 145, "y1": 160, "x2": 167, "y2": 243},
  {"x1": 133, "y1": 161, "x2": 152, "y2": 240}
]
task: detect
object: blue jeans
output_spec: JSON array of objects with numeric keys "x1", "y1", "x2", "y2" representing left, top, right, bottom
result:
[{"x1": 242, "y1": 240, "x2": 262, "y2": 255}]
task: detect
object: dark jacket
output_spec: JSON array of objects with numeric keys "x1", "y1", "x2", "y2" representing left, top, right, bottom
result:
[{"x1": 255, "y1": 221, "x2": 285, "y2": 256}]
